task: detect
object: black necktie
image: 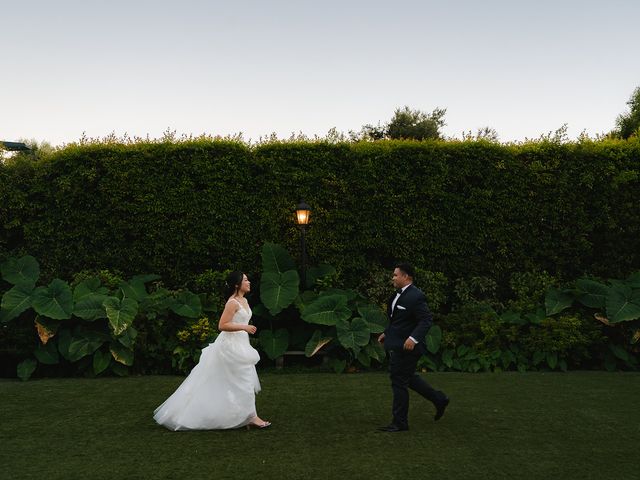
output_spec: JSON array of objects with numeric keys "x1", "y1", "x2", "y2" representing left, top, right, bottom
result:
[{"x1": 396, "y1": 288, "x2": 403, "y2": 295}]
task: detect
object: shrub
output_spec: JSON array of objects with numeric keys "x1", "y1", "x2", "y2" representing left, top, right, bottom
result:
[{"x1": 1, "y1": 138, "x2": 639, "y2": 294}]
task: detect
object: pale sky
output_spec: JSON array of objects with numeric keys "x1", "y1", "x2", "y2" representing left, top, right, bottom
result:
[{"x1": 2, "y1": 0, "x2": 639, "y2": 146}]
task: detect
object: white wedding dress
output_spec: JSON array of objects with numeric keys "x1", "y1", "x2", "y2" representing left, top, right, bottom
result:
[{"x1": 153, "y1": 300, "x2": 261, "y2": 430}]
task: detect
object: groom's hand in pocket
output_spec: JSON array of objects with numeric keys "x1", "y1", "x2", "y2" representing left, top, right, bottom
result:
[{"x1": 377, "y1": 333, "x2": 385, "y2": 344}]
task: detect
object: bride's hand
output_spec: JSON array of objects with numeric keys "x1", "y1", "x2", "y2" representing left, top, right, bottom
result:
[{"x1": 245, "y1": 325, "x2": 257, "y2": 334}]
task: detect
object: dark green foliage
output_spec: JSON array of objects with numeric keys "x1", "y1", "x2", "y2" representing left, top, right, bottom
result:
[
  {"x1": 362, "y1": 105, "x2": 447, "y2": 140},
  {"x1": 386, "y1": 106, "x2": 446, "y2": 140},
  {"x1": 2, "y1": 138, "x2": 640, "y2": 376},
  {"x1": 254, "y1": 242, "x2": 388, "y2": 371},
  {"x1": 0, "y1": 255, "x2": 209, "y2": 380},
  {"x1": 1, "y1": 138, "x2": 640, "y2": 289},
  {"x1": 0, "y1": 141, "x2": 256, "y2": 284},
  {"x1": 615, "y1": 86, "x2": 640, "y2": 139},
  {"x1": 426, "y1": 269, "x2": 640, "y2": 373}
]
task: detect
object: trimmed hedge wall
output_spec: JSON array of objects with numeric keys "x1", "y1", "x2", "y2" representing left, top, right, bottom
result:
[{"x1": 1, "y1": 138, "x2": 639, "y2": 287}]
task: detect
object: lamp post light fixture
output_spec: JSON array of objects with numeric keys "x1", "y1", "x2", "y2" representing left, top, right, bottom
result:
[
  {"x1": 295, "y1": 201, "x2": 311, "y2": 288},
  {"x1": 295, "y1": 201, "x2": 311, "y2": 226}
]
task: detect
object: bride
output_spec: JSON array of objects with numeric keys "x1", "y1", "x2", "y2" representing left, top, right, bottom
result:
[{"x1": 153, "y1": 271, "x2": 270, "y2": 430}]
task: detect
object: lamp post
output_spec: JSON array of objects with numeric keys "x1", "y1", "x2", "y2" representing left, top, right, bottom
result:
[{"x1": 295, "y1": 201, "x2": 311, "y2": 288}]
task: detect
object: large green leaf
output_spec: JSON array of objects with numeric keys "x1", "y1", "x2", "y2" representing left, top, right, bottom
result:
[
  {"x1": 426, "y1": 325, "x2": 442, "y2": 354},
  {"x1": 358, "y1": 305, "x2": 387, "y2": 333},
  {"x1": 501, "y1": 350, "x2": 515, "y2": 369},
  {"x1": 294, "y1": 290, "x2": 319, "y2": 313},
  {"x1": 110, "y1": 341, "x2": 134, "y2": 366},
  {"x1": 198, "y1": 292, "x2": 217, "y2": 313},
  {"x1": 73, "y1": 293, "x2": 109, "y2": 321},
  {"x1": 305, "y1": 264, "x2": 337, "y2": 289},
  {"x1": 357, "y1": 350, "x2": 371, "y2": 367},
  {"x1": 57, "y1": 329, "x2": 73, "y2": 360},
  {"x1": 67, "y1": 329, "x2": 108, "y2": 362},
  {"x1": 261, "y1": 242, "x2": 296, "y2": 274},
  {"x1": 0, "y1": 282, "x2": 36, "y2": 323},
  {"x1": 336, "y1": 318, "x2": 370, "y2": 350},
  {"x1": 146, "y1": 287, "x2": 174, "y2": 312},
  {"x1": 117, "y1": 326, "x2": 138, "y2": 348},
  {"x1": 329, "y1": 358, "x2": 346, "y2": 374},
  {"x1": 304, "y1": 330, "x2": 333, "y2": 357},
  {"x1": 546, "y1": 352, "x2": 558, "y2": 370},
  {"x1": 119, "y1": 279, "x2": 149, "y2": 302},
  {"x1": 249, "y1": 303, "x2": 272, "y2": 319},
  {"x1": 259, "y1": 328, "x2": 289, "y2": 360},
  {"x1": 93, "y1": 349, "x2": 112, "y2": 375},
  {"x1": 626, "y1": 272, "x2": 640, "y2": 288},
  {"x1": 442, "y1": 349, "x2": 454, "y2": 368},
  {"x1": 545, "y1": 288, "x2": 573, "y2": 316},
  {"x1": 576, "y1": 279, "x2": 608, "y2": 308},
  {"x1": 604, "y1": 352, "x2": 617, "y2": 371},
  {"x1": 111, "y1": 363, "x2": 130, "y2": 376},
  {"x1": 1, "y1": 255, "x2": 39, "y2": 285},
  {"x1": 103, "y1": 297, "x2": 139, "y2": 335},
  {"x1": 32, "y1": 279, "x2": 74, "y2": 320},
  {"x1": 170, "y1": 291, "x2": 202, "y2": 318},
  {"x1": 606, "y1": 286, "x2": 640, "y2": 323},
  {"x1": 73, "y1": 278, "x2": 109, "y2": 301},
  {"x1": 609, "y1": 344, "x2": 631, "y2": 363},
  {"x1": 319, "y1": 288, "x2": 358, "y2": 302},
  {"x1": 17, "y1": 358, "x2": 37, "y2": 381},
  {"x1": 34, "y1": 339, "x2": 60, "y2": 365},
  {"x1": 260, "y1": 270, "x2": 299, "y2": 316},
  {"x1": 302, "y1": 294, "x2": 351, "y2": 326},
  {"x1": 364, "y1": 341, "x2": 386, "y2": 363}
]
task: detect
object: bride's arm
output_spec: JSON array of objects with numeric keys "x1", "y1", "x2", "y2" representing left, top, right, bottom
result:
[{"x1": 218, "y1": 300, "x2": 255, "y2": 333}]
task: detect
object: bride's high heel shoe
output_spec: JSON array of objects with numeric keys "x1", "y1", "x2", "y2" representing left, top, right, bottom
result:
[{"x1": 246, "y1": 420, "x2": 271, "y2": 430}]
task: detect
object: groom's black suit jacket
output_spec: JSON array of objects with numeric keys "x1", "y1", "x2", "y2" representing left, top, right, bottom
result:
[{"x1": 384, "y1": 284, "x2": 433, "y2": 354}]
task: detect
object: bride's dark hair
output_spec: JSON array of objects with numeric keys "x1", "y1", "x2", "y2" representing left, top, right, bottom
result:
[{"x1": 224, "y1": 271, "x2": 245, "y2": 299}]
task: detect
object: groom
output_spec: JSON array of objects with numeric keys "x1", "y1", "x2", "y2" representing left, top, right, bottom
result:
[{"x1": 377, "y1": 262, "x2": 449, "y2": 432}]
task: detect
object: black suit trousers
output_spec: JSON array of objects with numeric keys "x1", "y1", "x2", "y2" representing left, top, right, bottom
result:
[{"x1": 389, "y1": 349, "x2": 445, "y2": 428}]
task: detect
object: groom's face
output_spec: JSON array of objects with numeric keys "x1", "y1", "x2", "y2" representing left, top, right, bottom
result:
[{"x1": 392, "y1": 268, "x2": 410, "y2": 289}]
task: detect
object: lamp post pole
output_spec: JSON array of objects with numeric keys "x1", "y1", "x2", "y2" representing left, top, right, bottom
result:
[{"x1": 300, "y1": 224, "x2": 307, "y2": 288}]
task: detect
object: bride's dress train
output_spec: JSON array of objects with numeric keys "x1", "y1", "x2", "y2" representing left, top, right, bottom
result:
[{"x1": 153, "y1": 301, "x2": 261, "y2": 430}]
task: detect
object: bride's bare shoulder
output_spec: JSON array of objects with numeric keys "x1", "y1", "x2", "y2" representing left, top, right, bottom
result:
[{"x1": 225, "y1": 298, "x2": 240, "y2": 310}]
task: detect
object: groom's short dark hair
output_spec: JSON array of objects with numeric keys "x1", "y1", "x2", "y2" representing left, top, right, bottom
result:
[{"x1": 395, "y1": 262, "x2": 415, "y2": 279}]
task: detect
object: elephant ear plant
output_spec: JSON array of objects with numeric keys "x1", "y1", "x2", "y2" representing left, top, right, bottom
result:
[
  {"x1": 543, "y1": 274, "x2": 640, "y2": 370},
  {"x1": 0, "y1": 255, "x2": 204, "y2": 380},
  {"x1": 254, "y1": 243, "x2": 432, "y2": 372}
]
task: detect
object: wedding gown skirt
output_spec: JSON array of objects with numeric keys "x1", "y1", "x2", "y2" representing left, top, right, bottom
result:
[{"x1": 153, "y1": 306, "x2": 261, "y2": 431}]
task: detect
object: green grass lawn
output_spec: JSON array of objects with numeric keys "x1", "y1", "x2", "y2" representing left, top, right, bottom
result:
[{"x1": 1, "y1": 371, "x2": 638, "y2": 480}]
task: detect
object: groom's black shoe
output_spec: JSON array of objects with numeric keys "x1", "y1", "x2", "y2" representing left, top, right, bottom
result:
[
  {"x1": 434, "y1": 396, "x2": 450, "y2": 421},
  {"x1": 377, "y1": 423, "x2": 408, "y2": 432}
]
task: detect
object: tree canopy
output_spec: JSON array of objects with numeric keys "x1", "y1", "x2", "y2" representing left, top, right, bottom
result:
[
  {"x1": 361, "y1": 106, "x2": 446, "y2": 141},
  {"x1": 615, "y1": 86, "x2": 640, "y2": 139}
]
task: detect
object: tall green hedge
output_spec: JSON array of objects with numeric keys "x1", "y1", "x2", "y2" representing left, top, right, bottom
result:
[{"x1": 1, "y1": 138, "x2": 639, "y2": 286}]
